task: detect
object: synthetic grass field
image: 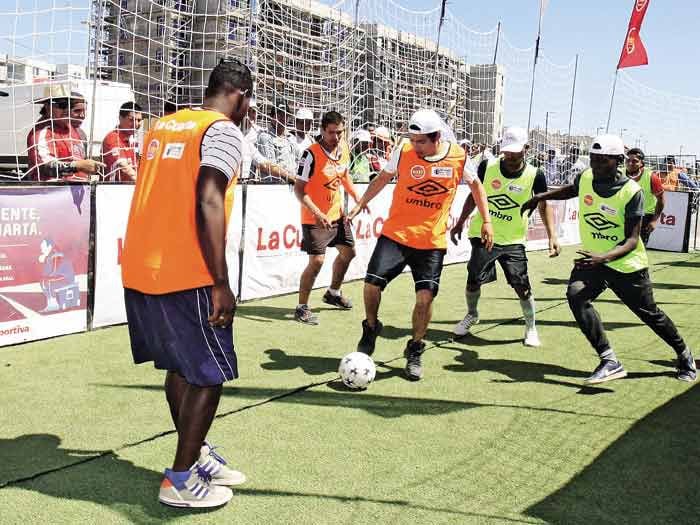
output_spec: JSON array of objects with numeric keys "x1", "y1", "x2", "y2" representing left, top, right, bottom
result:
[{"x1": 0, "y1": 249, "x2": 699, "y2": 525}]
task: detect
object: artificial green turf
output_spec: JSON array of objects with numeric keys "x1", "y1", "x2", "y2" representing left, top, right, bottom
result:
[{"x1": 0, "y1": 249, "x2": 698, "y2": 524}]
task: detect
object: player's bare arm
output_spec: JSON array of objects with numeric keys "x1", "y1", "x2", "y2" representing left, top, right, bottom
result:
[
  {"x1": 537, "y1": 200, "x2": 561, "y2": 257},
  {"x1": 347, "y1": 169, "x2": 393, "y2": 221},
  {"x1": 196, "y1": 166, "x2": 235, "y2": 327}
]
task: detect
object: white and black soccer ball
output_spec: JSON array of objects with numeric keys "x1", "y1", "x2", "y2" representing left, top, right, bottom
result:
[{"x1": 338, "y1": 352, "x2": 376, "y2": 390}]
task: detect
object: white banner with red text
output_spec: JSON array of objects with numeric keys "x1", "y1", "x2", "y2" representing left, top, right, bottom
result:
[
  {"x1": 647, "y1": 191, "x2": 690, "y2": 252},
  {"x1": 92, "y1": 184, "x2": 243, "y2": 328}
]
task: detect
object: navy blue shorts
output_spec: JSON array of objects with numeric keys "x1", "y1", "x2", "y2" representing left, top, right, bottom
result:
[{"x1": 124, "y1": 287, "x2": 238, "y2": 387}]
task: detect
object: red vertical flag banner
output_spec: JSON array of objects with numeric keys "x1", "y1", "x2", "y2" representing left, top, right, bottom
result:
[{"x1": 617, "y1": 0, "x2": 650, "y2": 69}]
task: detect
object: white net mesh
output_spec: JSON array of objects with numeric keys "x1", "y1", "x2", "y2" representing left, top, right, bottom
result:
[{"x1": 0, "y1": 0, "x2": 696, "y2": 182}]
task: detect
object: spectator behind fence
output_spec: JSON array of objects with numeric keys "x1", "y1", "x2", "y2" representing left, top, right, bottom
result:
[
  {"x1": 293, "y1": 107, "x2": 315, "y2": 161},
  {"x1": 659, "y1": 155, "x2": 699, "y2": 192},
  {"x1": 102, "y1": 101, "x2": 143, "y2": 182},
  {"x1": 256, "y1": 101, "x2": 298, "y2": 182},
  {"x1": 26, "y1": 85, "x2": 104, "y2": 181},
  {"x1": 543, "y1": 147, "x2": 561, "y2": 185},
  {"x1": 560, "y1": 146, "x2": 586, "y2": 184},
  {"x1": 242, "y1": 98, "x2": 294, "y2": 184},
  {"x1": 349, "y1": 129, "x2": 373, "y2": 183},
  {"x1": 369, "y1": 125, "x2": 393, "y2": 176},
  {"x1": 68, "y1": 92, "x2": 88, "y2": 158}
]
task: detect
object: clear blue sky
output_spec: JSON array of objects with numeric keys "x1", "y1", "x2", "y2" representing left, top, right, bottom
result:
[{"x1": 3, "y1": 0, "x2": 699, "y2": 154}]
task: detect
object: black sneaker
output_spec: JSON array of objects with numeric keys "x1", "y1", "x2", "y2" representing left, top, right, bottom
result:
[
  {"x1": 404, "y1": 340, "x2": 426, "y2": 381},
  {"x1": 357, "y1": 319, "x2": 383, "y2": 355},
  {"x1": 677, "y1": 349, "x2": 697, "y2": 382},
  {"x1": 322, "y1": 291, "x2": 353, "y2": 309},
  {"x1": 584, "y1": 359, "x2": 627, "y2": 384},
  {"x1": 294, "y1": 305, "x2": 319, "y2": 325}
]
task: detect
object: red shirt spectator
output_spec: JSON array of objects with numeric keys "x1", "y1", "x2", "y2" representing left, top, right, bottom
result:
[
  {"x1": 102, "y1": 129, "x2": 138, "y2": 181},
  {"x1": 102, "y1": 101, "x2": 143, "y2": 182},
  {"x1": 25, "y1": 88, "x2": 102, "y2": 181},
  {"x1": 27, "y1": 120, "x2": 87, "y2": 182}
]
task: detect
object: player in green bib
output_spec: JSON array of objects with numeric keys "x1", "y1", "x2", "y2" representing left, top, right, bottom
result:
[
  {"x1": 451, "y1": 127, "x2": 561, "y2": 348},
  {"x1": 521, "y1": 135, "x2": 696, "y2": 384},
  {"x1": 624, "y1": 147, "x2": 665, "y2": 244}
]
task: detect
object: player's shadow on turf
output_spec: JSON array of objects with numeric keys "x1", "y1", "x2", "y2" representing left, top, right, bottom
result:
[
  {"x1": 261, "y1": 348, "x2": 340, "y2": 375},
  {"x1": 453, "y1": 332, "x2": 523, "y2": 346},
  {"x1": 442, "y1": 346, "x2": 612, "y2": 393},
  {"x1": 380, "y1": 324, "x2": 457, "y2": 343},
  {"x1": 435, "y1": 318, "x2": 645, "y2": 331},
  {"x1": 235, "y1": 304, "x2": 337, "y2": 323},
  {"x1": 653, "y1": 259, "x2": 700, "y2": 269},
  {"x1": 527, "y1": 382, "x2": 700, "y2": 524},
  {"x1": 0, "y1": 433, "x2": 215, "y2": 524},
  {"x1": 486, "y1": 296, "x2": 700, "y2": 306}
]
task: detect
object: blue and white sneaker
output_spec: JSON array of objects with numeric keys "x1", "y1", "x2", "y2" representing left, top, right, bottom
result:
[
  {"x1": 584, "y1": 359, "x2": 627, "y2": 384},
  {"x1": 159, "y1": 466, "x2": 232, "y2": 508},
  {"x1": 199, "y1": 442, "x2": 247, "y2": 486}
]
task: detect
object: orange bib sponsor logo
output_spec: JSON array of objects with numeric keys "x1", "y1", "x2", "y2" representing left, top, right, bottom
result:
[
  {"x1": 411, "y1": 165, "x2": 426, "y2": 180},
  {"x1": 584, "y1": 194, "x2": 594, "y2": 206},
  {"x1": 491, "y1": 179, "x2": 502, "y2": 190}
]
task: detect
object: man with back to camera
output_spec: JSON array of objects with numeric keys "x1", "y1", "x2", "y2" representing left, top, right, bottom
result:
[
  {"x1": 521, "y1": 135, "x2": 696, "y2": 384},
  {"x1": 121, "y1": 59, "x2": 252, "y2": 508}
]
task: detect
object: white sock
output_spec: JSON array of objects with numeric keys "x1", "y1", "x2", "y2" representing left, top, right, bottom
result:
[
  {"x1": 519, "y1": 296, "x2": 536, "y2": 329},
  {"x1": 327, "y1": 288, "x2": 340, "y2": 297},
  {"x1": 297, "y1": 303, "x2": 308, "y2": 309}
]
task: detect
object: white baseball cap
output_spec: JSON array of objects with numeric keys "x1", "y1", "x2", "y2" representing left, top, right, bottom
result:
[
  {"x1": 589, "y1": 134, "x2": 625, "y2": 156},
  {"x1": 408, "y1": 109, "x2": 443, "y2": 135},
  {"x1": 295, "y1": 108, "x2": 314, "y2": 120},
  {"x1": 374, "y1": 126, "x2": 392, "y2": 142},
  {"x1": 351, "y1": 129, "x2": 372, "y2": 143},
  {"x1": 500, "y1": 127, "x2": 528, "y2": 153}
]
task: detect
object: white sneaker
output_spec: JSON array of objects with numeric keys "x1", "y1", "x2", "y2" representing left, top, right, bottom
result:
[
  {"x1": 453, "y1": 314, "x2": 479, "y2": 337},
  {"x1": 524, "y1": 327, "x2": 541, "y2": 347},
  {"x1": 199, "y1": 443, "x2": 247, "y2": 486},
  {"x1": 159, "y1": 466, "x2": 233, "y2": 508}
]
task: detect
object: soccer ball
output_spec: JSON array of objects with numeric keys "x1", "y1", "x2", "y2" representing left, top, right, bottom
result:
[{"x1": 338, "y1": 352, "x2": 376, "y2": 390}]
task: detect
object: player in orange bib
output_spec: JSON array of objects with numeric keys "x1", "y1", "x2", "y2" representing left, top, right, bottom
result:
[
  {"x1": 293, "y1": 111, "x2": 366, "y2": 325},
  {"x1": 347, "y1": 109, "x2": 493, "y2": 381},
  {"x1": 121, "y1": 60, "x2": 251, "y2": 509}
]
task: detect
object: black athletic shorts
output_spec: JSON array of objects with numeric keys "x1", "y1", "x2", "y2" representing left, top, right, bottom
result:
[
  {"x1": 301, "y1": 220, "x2": 354, "y2": 255},
  {"x1": 364, "y1": 235, "x2": 446, "y2": 296},
  {"x1": 467, "y1": 238, "x2": 531, "y2": 290}
]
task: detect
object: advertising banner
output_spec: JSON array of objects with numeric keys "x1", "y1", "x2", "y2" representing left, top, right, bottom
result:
[
  {"x1": 647, "y1": 191, "x2": 689, "y2": 252},
  {"x1": 0, "y1": 186, "x2": 90, "y2": 345},
  {"x1": 241, "y1": 185, "x2": 338, "y2": 300},
  {"x1": 92, "y1": 184, "x2": 243, "y2": 328}
]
